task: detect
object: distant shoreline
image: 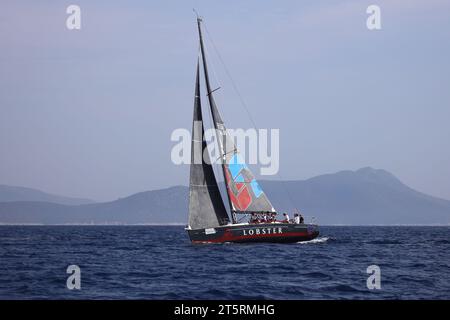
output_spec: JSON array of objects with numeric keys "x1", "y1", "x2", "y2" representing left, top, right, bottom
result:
[{"x1": 2, "y1": 168, "x2": 450, "y2": 225}]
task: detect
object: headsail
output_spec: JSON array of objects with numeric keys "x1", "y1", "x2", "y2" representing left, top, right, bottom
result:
[
  {"x1": 188, "y1": 61, "x2": 230, "y2": 229},
  {"x1": 196, "y1": 18, "x2": 275, "y2": 215}
]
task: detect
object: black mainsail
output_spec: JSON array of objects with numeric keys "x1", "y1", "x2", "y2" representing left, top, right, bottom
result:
[
  {"x1": 196, "y1": 18, "x2": 275, "y2": 218},
  {"x1": 188, "y1": 61, "x2": 230, "y2": 229}
]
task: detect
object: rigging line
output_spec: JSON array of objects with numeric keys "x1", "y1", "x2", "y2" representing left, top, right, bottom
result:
[
  {"x1": 190, "y1": 184, "x2": 223, "y2": 187},
  {"x1": 213, "y1": 147, "x2": 238, "y2": 163},
  {"x1": 237, "y1": 215, "x2": 247, "y2": 223},
  {"x1": 199, "y1": 33, "x2": 232, "y2": 204},
  {"x1": 199, "y1": 37, "x2": 229, "y2": 210},
  {"x1": 197, "y1": 40, "x2": 216, "y2": 170},
  {"x1": 198, "y1": 36, "x2": 219, "y2": 163},
  {"x1": 201, "y1": 26, "x2": 229, "y2": 125},
  {"x1": 203, "y1": 23, "x2": 256, "y2": 129},
  {"x1": 196, "y1": 42, "x2": 216, "y2": 170},
  {"x1": 203, "y1": 80, "x2": 222, "y2": 178},
  {"x1": 203, "y1": 21, "x2": 298, "y2": 213},
  {"x1": 202, "y1": 29, "x2": 245, "y2": 165}
]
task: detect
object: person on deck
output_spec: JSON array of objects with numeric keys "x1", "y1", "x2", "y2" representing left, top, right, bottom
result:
[
  {"x1": 294, "y1": 213, "x2": 300, "y2": 224},
  {"x1": 299, "y1": 214, "x2": 304, "y2": 224},
  {"x1": 271, "y1": 212, "x2": 277, "y2": 223},
  {"x1": 282, "y1": 213, "x2": 290, "y2": 223}
]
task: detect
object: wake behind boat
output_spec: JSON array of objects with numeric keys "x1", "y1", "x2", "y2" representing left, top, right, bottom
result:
[{"x1": 185, "y1": 16, "x2": 319, "y2": 244}]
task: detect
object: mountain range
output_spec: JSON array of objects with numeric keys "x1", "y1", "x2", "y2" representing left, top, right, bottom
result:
[
  {"x1": 0, "y1": 184, "x2": 95, "y2": 205},
  {"x1": 0, "y1": 167, "x2": 449, "y2": 225}
]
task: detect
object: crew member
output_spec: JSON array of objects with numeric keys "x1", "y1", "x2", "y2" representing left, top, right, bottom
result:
[
  {"x1": 271, "y1": 212, "x2": 277, "y2": 223},
  {"x1": 294, "y1": 213, "x2": 300, "y2": 224}
]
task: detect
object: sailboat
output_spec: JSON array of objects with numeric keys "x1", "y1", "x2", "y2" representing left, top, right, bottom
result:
[{"x1": 186, "y1": 16, "x2": 319, "y2": 243}]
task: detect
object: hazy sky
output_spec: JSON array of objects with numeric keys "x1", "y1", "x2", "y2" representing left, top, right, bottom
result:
[{"x1": 1, "y1": 0, "x2": 449, "y2": 202}]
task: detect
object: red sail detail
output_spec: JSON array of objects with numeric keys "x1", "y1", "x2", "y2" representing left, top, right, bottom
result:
[
  {"x1": 228, "y1": 189, "x2": 240, "y2": 210},
  {"x1": 225, "y1": 168, "x2": 252, "y2": 211},
  {"x1": 225, "y1": 170, "x2": 239, "y2": 210},
  {"x1": 236, "y1": 187, "x2": 251, "y2": 210},
  {"x1": 235, "y1": 182, "x2": 244, "y2": 191}
]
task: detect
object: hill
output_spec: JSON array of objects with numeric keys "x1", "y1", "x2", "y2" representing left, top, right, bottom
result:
[{"x1": 0, "y1": 168, "x2": 449, "y2": 225}]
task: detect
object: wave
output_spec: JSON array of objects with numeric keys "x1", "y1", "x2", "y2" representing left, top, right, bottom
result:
[
  {"x1": 368, "y1": 240, "x2": 402, "y2": 245},
  {"x1": 298, "y1": 236, "x2": 330, "y2": 244},
  {"x1": 322, "y1": 284, "x2": 366, "y2": 293},
  {"x1": 434, "y1": 240, "x2": 450, "y2": 245},
  {"x1": 301, "y1": 271, "x2": 333, "y2": 280}
]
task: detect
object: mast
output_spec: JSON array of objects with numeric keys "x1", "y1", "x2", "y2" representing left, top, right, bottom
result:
[
  {"x1": 188, "y1": 60, "x2": 230, "y2": 229},
  {"x1": 196, "y1": 17, "x2": 236, "y2": 223},
  {"x1": 195, "y1": 15, "x2": 276, "y2": 220}
]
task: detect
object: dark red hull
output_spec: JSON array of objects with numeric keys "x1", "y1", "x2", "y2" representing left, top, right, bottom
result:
[{"x1": 187, "y1": 223, "x2": 319, "y2": 244}]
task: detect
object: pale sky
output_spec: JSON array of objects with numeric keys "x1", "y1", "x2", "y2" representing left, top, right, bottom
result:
[{"x1": 1, "y1": 0, "x2": 449, "y2": 202}]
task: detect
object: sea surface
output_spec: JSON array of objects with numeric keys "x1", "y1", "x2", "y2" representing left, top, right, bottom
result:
[{"x1": 0, "y1": 226, "x2": 449, "y2": 299}]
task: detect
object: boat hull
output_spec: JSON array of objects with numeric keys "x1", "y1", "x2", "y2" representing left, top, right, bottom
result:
[{"x1": 187, "y1": 223, "x2": 319, "y2": 244}]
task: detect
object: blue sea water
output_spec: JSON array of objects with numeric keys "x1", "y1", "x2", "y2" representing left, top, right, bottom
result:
[{"x1": 0, "y1": 226, "x2": 449, "y2": 299}]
